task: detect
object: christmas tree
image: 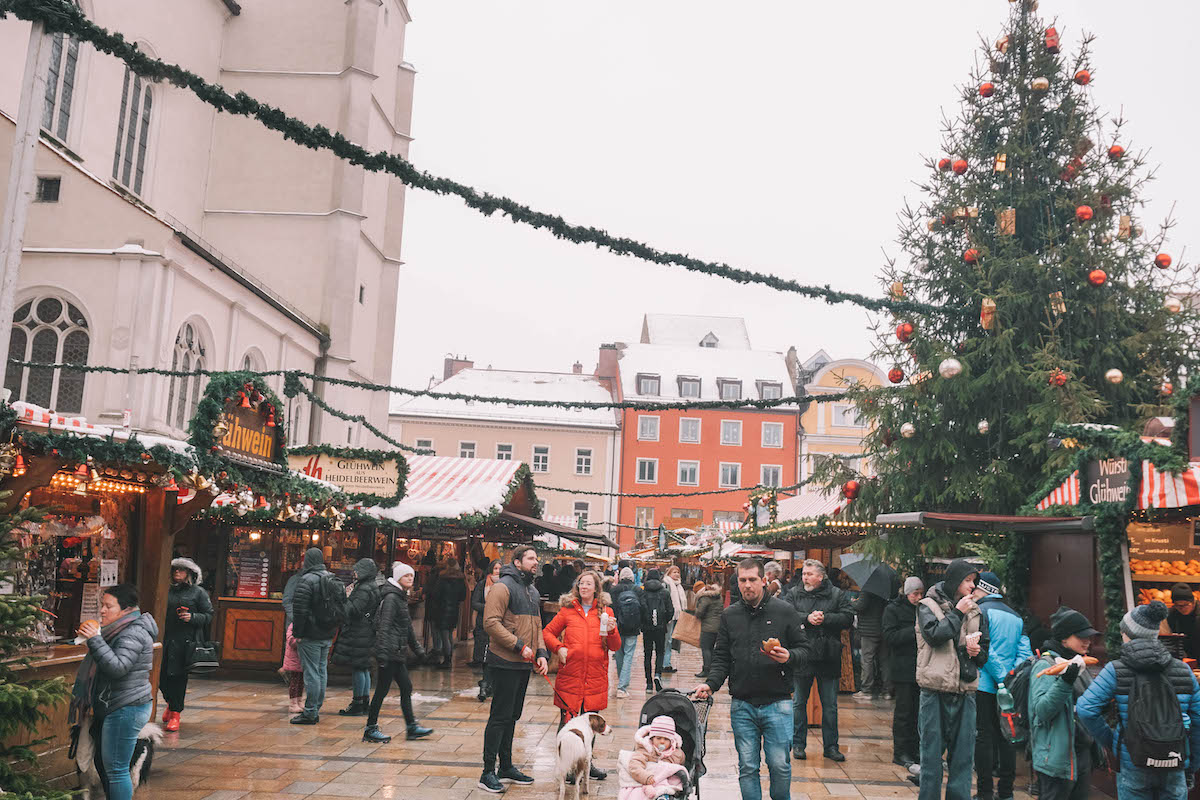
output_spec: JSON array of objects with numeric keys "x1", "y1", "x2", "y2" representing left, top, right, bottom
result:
[
  {"x1": 832, "y1": 1, "x2": 1200, "y2": 561},
  {"x1": 0, "y1": 496, "x2": 71, "y2": 799}
]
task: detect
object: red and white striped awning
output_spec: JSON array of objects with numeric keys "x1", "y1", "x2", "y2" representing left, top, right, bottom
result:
[
  {"x1": 1138, "y1": 460, "x2": 1200, "y2": 510},
  {"x1": 1036, "y1": 470, "x2": 1080, "y2": 510},
  {"x1": 367, "y1": 455, "x2": 524, "y2": 525}
]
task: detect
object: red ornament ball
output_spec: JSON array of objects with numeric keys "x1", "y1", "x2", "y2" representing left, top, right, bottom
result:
[
  {"x1": 1049, "y1": 369, "x2": 1068, "y2": 387},
  {"x1": 1088, "y1": 269, "x2": 1107, "y2": 286},
  {"x1": 952, "y1": 159, "x2": 969, "y2": 175},
  {"x1": 1108, "y1": 144, "x2": 1125, "y2": 161},
  {"x1": 888, "y1": 367, "x2": 905, "y2": 384},
  {"x1": 1074, "y1": 69, "x2": 1091, "y2": 85},
  {"x1": 895, "y1": 322, "x2": 915, "y2": 343},
  {"x1": 963, "y1": 248, "x2": 980, "y2": 264},
  {"x1": 937, "y1": 158, "x2": 951, "y2": 171},
  {"x1": 1155, "y1": 253, "x2": 1173, "y2": 269},
  {"x1": 841, "y1": 480, "x2": 861, "y2": 500},
  {"x1": 1075, "y1": 205, "x2": 1094, "y2": 222},
  {"x1": 1162, "y1": 382, "x2": 1175, "y2": 397},
  {"x1": 979, "y1": 82, "x2": 995, "y2": 98}
]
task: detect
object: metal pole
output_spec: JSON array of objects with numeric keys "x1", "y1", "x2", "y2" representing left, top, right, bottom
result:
[{"x1": 0, "y1": 21, "x2": 51, "y2": 393}]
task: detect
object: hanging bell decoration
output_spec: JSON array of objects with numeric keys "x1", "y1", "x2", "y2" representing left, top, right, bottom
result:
[
  {"x1": 255, "y1": 494, "x2": 269, "y2": 509},
  {"x1": 265, "y1": 405, "x2": 276, "y2": 427},
  {"x1": 212, "y1": 417, "x2": 230, "y2": 440},
  {"x1": 238, "y1": 391, "x2": 251, "y2": 409}
]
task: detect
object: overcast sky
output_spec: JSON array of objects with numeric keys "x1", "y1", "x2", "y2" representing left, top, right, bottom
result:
[{"x1": 391, "y1": 1, "x2": 1200, "y2": 390}]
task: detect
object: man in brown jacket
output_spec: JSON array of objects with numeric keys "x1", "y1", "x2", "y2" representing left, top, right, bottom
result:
[{"x1": 478, "y1": 546, "x2": 549, "y2": 794}]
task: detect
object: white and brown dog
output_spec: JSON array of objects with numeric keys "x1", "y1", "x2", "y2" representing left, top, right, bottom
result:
[
  {"x1": 555, "y1": 712, "x2": 611, "y2": 800},
  {"x1": 74, "y1": 720, "x2": 162, "y2": 799}
]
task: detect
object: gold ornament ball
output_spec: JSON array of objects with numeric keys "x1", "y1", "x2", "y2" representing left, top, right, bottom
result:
[
  {"x1": 938, "y1": 358, "x2": 964, "y2": 379},
  {"x1": 1105, "y1": 368, "x2": 1124, "y2": 384},
  {"x1": 900, "y1": 422, "x2": 916, "y2": 439},
  {"x1": 977, "y1": 420, "x2": 990, "y2": 435},
  {"x1": 1164, "y1": 296, "x2": 1183, "y2": 314}
]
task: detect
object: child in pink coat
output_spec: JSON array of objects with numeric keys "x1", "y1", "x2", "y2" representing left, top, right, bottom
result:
[
  {"x1": 282, "y1": 623, "x2": 304, "y2": 714},
  {"x1": 620, "y1": 715, "x2": 688, "y2": 800}
]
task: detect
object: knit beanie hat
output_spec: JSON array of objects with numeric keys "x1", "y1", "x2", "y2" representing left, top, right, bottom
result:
[
  {"x1": 902, "y1": 576, "x2": 925, "y2": 595},
  {"x1": 619, "y1": 567, "x2": 635, "y2": 582},
  {"x1": 647, "y1": 569, "x2": 662, "y2": 582},
  {"x1": 648, "y1": 715, "x2": 677, "y2": 739},
  {"x1": 1172, "y1": 583, "x2": 1194, "y2": 604},
  {"x1": 693, "y1": 580, "x2": 707, "y2": 594},
  {"x1": 1122, "y1": 600, "x2": 1168, "y2": 640},
  {"x1": 392, "y1": 562, "x2": 415, "y2": 582},
  {"x1": 976, "y1": 572, "x2": 1002, "y2": 596}
]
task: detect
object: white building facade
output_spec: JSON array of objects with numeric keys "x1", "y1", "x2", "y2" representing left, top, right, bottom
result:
[{"x1": 0, "y1": 0, "x2": 415, "y2": 445}]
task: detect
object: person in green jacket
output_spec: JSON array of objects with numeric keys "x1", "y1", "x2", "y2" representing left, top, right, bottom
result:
[{"x1": 1028, "y1": 606, "x2": 1102, "y2": 800}]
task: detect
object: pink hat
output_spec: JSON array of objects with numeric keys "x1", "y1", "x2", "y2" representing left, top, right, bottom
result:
[{"x1": 648, "y1": 715, "x2": 677, "y2": 739}]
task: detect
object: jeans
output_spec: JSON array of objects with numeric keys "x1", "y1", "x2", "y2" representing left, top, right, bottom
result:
[
  {"x1": 298, "y1": 639, "x2": 332, "y2": 717},
  {"x1": 644, "y1": 630, "x2": 666, "y2": 686},
  {"x1": 663, "y1": 620, "x2": 676, "y2": 668},
  {"x1": 1115, "y1": 766, "x2": 1187, "y2": 800},
  {"x1": 859, "y1": 634, "x2": 888, "y2": 694},
  {"x1": 893, "y1": 681, "x2": 920, "y2": 760},
  {"x1": 482, "y1": 668, "x2": 530, "y2": 773},
  {"x1": 159, "y1": 670, "x2": 189, "y2": 712},
  {"x1": 615, "y1": 634, "x2": 638, "y2": 690},
  {"x1": 1037, "y1": 748, "x2": 1091, "y2": 800},
  {"x1": 367, "y1": 660, "x2": 415, "y2": 727},
  {"x1": 352, "y1": 667, "x2": 372, "y2": 698},
  {"x1": 730, "y1": 697, "x2": 793, "y2": 800},
  {"x1": 699, "y1": 631, "x2": 717, "y2": 675},
  {"x1": 432, "y1": 626, "x2": 454, "y2": 662},
  {"x1": 974, "y1": 691, "x2": 1014, "y2": 799},
  {"x1": 793, "y1": 673, "x2": 839, "y2": 751},
  {"x1": 98, "y1": 701, "x2": 152, "y2": 800},
  {"x1": 918, "y1": 689, "x2": 976, "y2": 800}
]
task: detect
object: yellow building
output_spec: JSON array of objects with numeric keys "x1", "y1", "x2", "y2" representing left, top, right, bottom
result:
[{"x1": 796, "y1": 350, "x2": 885, "y2": 482}]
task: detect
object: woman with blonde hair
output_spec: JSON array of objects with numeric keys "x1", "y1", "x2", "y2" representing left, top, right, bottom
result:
[{"x1": 544, "y1": 569, "x2": 623, "y2": 782}]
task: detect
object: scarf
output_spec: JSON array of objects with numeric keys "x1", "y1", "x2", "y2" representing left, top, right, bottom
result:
[{"x1": 70, "y1": 610, "x2": 141, "y2": 725}]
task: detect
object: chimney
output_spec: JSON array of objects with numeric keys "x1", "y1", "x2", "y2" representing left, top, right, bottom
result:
[
  {"x1": 572, "y1": 361, "x2": 583, "y2": 374},
  {"x1": 443, "y1": 356, "x2": 474, "y2": 380},
  {"x1": 595, "y1": 344, "x2": 620, "y2": 379}
]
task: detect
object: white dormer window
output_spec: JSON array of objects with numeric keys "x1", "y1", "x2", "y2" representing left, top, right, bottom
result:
[
  {"x1": 678, "y1": 377, "x2": 701, "y2": 398},
  {"x1": 717, "y1": 379, "x2": 742, "y2": 401},
  {"x1": 700, "y1": 332, "x2": 719, "y2": 348},
  {"x1": 637, "y1": 373, "x2": 661, "y2": 396},
  {"x1": 757, "y1": 381, "x2": 783, "y2": 400}
]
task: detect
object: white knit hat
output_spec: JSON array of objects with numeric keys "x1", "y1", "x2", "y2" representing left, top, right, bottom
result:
[{"x1": 392, "y1": 562, "x2": 415, "y2": 582}]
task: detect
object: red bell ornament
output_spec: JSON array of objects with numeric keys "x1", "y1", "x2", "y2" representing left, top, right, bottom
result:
[
  {"x1": 1075, "y1": 205, "x2": 1094, "y2": 222},
  {"x1": 895, "y1": 322, "x2": 915, "y2": 343},
  {"x1": 888, "y1": 367, "x2": 905, "y2": 384},
  {"x1": 1108, "y1": 145, "x2": 1125, "y2": 161},
  {"x1": 963, "y1": 248, "x2": 980, "y2": 264},
  {"x1": 1155, "y1": 253, "x2": 1173, "y2": 269},
  {"x1": 952, "y1": 159, "x2": 968, "y2": 175},
  {"x1": 1074, "y1": 69, "x2": 1091, "y2": 85},
  {"x1": 979, "y1": 82, "x2": 995, "y2": 98},
  {"x1": 937, "y1": 157, "x2": 952, "y2": 171},
  {"x1": 841, "y1": 480, "x2": 861, "y2": 500},
  {"x1": 1088, "y1": 269, "x2": 1107, "y2": 286}
]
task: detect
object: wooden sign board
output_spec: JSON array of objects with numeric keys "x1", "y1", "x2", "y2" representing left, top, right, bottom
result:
[
  {"x1": 218, "y1": 402, "x2": 283, "y2": 469},
  {"x1": 1084, "y1": 457, "x2": 1132, "y2": 505},
  {"x1": 288, "y1": 453, "x2": 401, "y2": 499}
]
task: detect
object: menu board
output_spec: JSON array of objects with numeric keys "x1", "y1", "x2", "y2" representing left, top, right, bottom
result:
[
  {"x1": 1127, "y1": 520, "x2": 1200, "y2": 585},
  {"x1": 79, "y1": 582, "x2": 101, "y2": 623},
  {"x1": 234, "y1": 550, "x2": 271, "y2": 598}
]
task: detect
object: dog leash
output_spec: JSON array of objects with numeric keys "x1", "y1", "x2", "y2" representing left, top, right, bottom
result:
[{"x1": 525, "y1": 652, "x2": 578, "y2": 721}]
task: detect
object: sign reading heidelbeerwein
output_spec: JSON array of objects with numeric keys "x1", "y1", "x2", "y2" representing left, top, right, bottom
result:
[
  {"x1": 1085, "y1": 457, "x2": 1132, "y2": 504},
  {"x1": 288, "y1": 453, "x2": 400, "y2": 499}
]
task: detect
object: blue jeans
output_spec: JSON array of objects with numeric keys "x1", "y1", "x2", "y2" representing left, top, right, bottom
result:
[
  {"x1": 298, "y1": 639, "x2": 332, "y2": 717},
  {"x1": 352, "y1": 667, "x2": 371, "y2": 698},
  {"x1": 730, "y1": 698, "x2": 793, "y2": 800},
  {"x1": 615, "y1": 634, "x2": 638, "y2": 690},
  {"x1": 100, "y1": 701, "x2": 151, "y2": 800},
  {"x1": 793, "y1": 673, "x2": 839, "y2": 751},
  {"x1": 663, "y1": 620, "x2": 676, "y2": 668},
  {"x1": 918, "y1": 689, "x2": 975, "y2": 800},
  {"x1": 1116, "y1": 766, "x2": 1187, "y2": 800}
]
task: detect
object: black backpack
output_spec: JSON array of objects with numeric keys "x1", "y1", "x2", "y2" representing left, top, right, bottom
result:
[
  {"x1": 998, "y1": 653, "x2": 1039, "y2": 746},
  {"x1": 1123, "y1": 669, "x2": 1187, "y2": 770},
  {"x1": 615, "y1": 587, "x2": 643, "y2": 635},
  {"x1": 313, "y1": 572, "x2": 348, "y2": 630},
  {"x1": 642, "y1": 589, "x2": 671, "y2": 633}
]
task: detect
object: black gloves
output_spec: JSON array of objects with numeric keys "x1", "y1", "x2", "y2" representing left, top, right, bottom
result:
[{"x1": 1060, "y1": 662, "x2": 1081, "y2": 684}]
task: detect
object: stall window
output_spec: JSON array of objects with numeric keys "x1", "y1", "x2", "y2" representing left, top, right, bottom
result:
[
  {"x1": 5, "y1": 296, "x2": 90, "y2": 413},
  {"x1": 165, "y1": 322, "x2": 207, "y2": 431}
]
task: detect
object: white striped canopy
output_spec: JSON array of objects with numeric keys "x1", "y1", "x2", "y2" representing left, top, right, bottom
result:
[{"x1": 367, "y1": 455, "x2": 524, "y2": 525}]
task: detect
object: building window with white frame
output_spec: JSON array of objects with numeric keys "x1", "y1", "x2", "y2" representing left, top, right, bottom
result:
[
  {"x1": 717, "y1": 379, "x2": 742, "y2": 401},
  {"x1": 713, "y1": 510, "x2": 742, "y2": 525},
  {"x1": 496, "y1": 443, "x2": 513, "y2": 460},
  {"x1": 761, "y1": 464, "x2": 782, "y2": 488},
  {"x1": 678, "y1": 460, "x2": 699, "y2": 486},
  {"x1": 636, "y1": 373, "x2": 661, "y2": 396},
  {"x1": 719, "y1": 462, "x2": 741, "y2": 488},
  {"x1": 532, "y1": 445, "x2": 550, "y2": 472},
  {"x1": 832, "y1": 403, "x2": 865, "y2": 428},
  {"x1": 635, "y1": 506, "x2": 655, "y2": 546},
  {"x1": 761, "y1": 421, "x2": 784, "y2": 448},
  {"x1": 415, "y1": 438, "x2": 433, "y2": 453},
  {"x1": 720, "y1": 420, "x2": 742, "y2": 446},
  {"x1": 679, "y1": 418, "x2": 701, "y2": 443},
  {"x1": 638, "y1": 415, "x2": 660, "y2": 441},
  {"x1": 41, "y1": 29, "x2": 80, "y2": 142},
  {"x1": 459, "y1": 441, "x2": 476, "y2": 458},
  {"x1": 165, "y1": 322, "x2": 206, "y2": 431},
  {"x1": 757, "y1": 381, "x2": 783, "y2": 400},
  {"x1": 677, "y1": 376, "x2": 701, "y2": 398},
  {"x1": 636, "y1": 458, "x2": 658, "y2": 483},
  {"x1": 112, "y1": 66, "x2": 154, "y2": 196},
  {"x1": 573, "y1": 501, "x2": 589, "y2": 527},
  {"x1": 5, "y1": 296, "x2": 89, "y2": 413},
  {"x1": 575, "y1": 448, "x2": 593, "y2": 475}
]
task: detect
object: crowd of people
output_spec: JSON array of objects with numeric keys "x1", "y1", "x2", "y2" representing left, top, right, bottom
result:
[{"x1": 66, "y1": 544, "x2": 1200, "y2": 800}]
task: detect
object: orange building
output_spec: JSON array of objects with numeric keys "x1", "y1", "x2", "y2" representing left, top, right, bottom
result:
[{"x1": 597, "y1": 315, "x2": 802, "y2": 551}]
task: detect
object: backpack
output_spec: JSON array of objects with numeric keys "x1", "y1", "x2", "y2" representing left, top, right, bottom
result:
[
  {"x1": 615, "y1": 587, "x2": 643, "y2": 635},
  {"x1": 312, "y1": 572, "x2": 348, "y2": 630},
  {"x1": 642, "y1": 589, "x2": 671, "y2": 633},
  {"x1": 1123, "y1": 669, "x2": 1187, "y2": 770},
  {"x1": 998, "y1": 653, "x2": 1039, "y2": 746}
]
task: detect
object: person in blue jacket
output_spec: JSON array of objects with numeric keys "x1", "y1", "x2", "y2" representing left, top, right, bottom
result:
[
  {"x1": 1076, "y1": 601, "x2": 1200, "y2": 800},
  {"x1": 971, "y1": 572, "x2": 1032, "y2": 800}
]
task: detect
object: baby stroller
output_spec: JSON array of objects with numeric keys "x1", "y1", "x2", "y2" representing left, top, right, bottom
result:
[{"x1": 618, "y1": 689, "x2": 712, "y2": 800}]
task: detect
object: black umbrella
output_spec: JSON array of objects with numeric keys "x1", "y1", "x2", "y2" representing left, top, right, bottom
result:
[{"x1": 841, "y1": 558, "x2": 899, "y2": 600}]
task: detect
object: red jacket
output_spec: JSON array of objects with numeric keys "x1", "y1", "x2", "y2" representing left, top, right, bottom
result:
[{"x1": 543, "y1": 595, "x2": 622, "y2": 712}]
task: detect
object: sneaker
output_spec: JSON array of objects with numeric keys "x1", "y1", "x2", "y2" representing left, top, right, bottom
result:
[
  {"x1": 823, "y1": 747, "x2": 845, "y2": 762},
  {"x1": 497, "y1": 766, "x2": 534, "y2": 785},
  {"x1": 615, "y1": 689, "x2": 628, "y2": 699},
  {"x1": 654, "y1": 678, "x2": 663, "y2": 692},
  {"x1": 406, "y1": 722, "x2": 433, "y2": 740},
  {"x1": 477, "y1": 772, "x2": 505, "y2": 793},
  {"x1": 289, "y1": 713, "x2": 318, "y2": 725},
  {"x1": 892, "y1": 755, "x2": 917, "y2": 769},
  {"x1": 589, "y1": 765, "x2": 608, "y2": 780},
  {"x1": 661, "y1": 666, "x2": 677, "y2": 673},
  {"x1": 908, "y1": 762, "x2": 921, "y2": 776},
  {"x1": 851, "y1": 691, "x2": 871, "y2": 701},
  {"x1": 792, "y1": 745, "x2": 806, "y2": 760},
  {"x1": 362, "y1": 724, "x2": 391, "y2": 744}
]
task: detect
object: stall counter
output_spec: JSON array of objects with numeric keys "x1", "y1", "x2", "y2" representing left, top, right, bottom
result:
[{"x1": 216, "y1": 596, "x2": 285, "y2": 666}]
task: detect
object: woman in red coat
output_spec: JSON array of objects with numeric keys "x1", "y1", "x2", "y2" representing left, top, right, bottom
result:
[{"x1": 544, "y1": 569, "x2": 622, "y2": 782}]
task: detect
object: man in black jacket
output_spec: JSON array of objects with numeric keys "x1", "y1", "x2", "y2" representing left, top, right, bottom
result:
[
  {"x1": 786, "y1": 558, "x2": 853, "y2": 762},
  {"x1": 882, "y1": 577, "x2": 924, "y2": 772},
  {"x1": 640, "y1": 569, "x2": 673, "y2": 693},
  {"x1": 290, "y1": 548, "x2": 339, "y2": 725},
  {"x1": 695, "y1": 559, "x2": 808, "y2": 800}
]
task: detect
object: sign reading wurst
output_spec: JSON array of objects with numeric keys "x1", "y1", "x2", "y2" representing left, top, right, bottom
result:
[{"x1": 1085, "y1": 457, "x2": 1131, "y2": 504}]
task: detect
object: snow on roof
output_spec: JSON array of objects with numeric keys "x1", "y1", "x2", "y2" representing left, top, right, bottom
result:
[
  {"x1": 776, "y1": 488, "x2": 846, "y2": 520},
  {"x1": 365, "y1": 455, "x2": 524, "y2": 525},
  {"x1": 389, "y1": 369, "x2": 618, "y2": 429},
  {"x1": 616, "y1": 343, "x2": 794, "y2": 402},
  {"x1": 641, "y1": 314, "x2": 752, "y2": 350}
]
